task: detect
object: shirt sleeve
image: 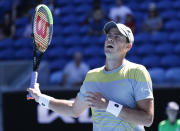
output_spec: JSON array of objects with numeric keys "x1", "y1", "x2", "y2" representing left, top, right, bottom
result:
[
  {"x1": 77, "y1": 70, "x2": 99, "y2": 101},
  {"x1": 109, "y1": 8, "x2": 115, "y2": 20},
  {"x1": 158, "y1": 124, "x2": 161, "y2": 131},
  {"x1": 82, "y1": 63, "x2": 90, "y2": 77},
  {"x1": 63, "y1": 62, "x2": 71, "y2": 75},
  {"x1": 77, "y1": 82, "x2": 87, "y2": 101},
  {"x1": 133, "y1": 66, "x2": 153, "y2": 101},
  {"x1": 125, "y1": 6, "x2": 132, "y2": 15},
  {"x1": 158, "y1": 121, "x2": 165, "y2": 131}
]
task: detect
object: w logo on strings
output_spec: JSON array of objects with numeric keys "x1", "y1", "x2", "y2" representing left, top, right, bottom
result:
[{"x1": 36, "y1": 15, "x2": 49, "y2": 39}]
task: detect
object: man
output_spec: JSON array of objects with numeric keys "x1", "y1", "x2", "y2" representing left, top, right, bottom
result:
[
  {"x1": 62, "y1": 51, "x2": 89, "y2": 87},
  {"x1": 27, "y1": 21, "x2": 154, "y2": 131},
  {"x1": 158, "y1": 101, "x2": 180, "y2": 131},
  {"x1": 88, "y1": 9, "x2": 106, "y2": 36},
  {"x1": 142, "y1": 3, "x2": 163, "y2": 33},
  {"x1": 109, "y1": 0, "x2": 132, "y2": 24}
]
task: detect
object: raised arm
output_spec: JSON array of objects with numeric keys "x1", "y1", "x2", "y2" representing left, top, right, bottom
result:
[{"x1": 27, "y1": 83, "x2": 89, "y2": 118}]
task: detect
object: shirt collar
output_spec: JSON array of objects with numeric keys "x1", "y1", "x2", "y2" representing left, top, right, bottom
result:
[{"x1": 103, "y1": 59, "x2": 126, "y2": 74}]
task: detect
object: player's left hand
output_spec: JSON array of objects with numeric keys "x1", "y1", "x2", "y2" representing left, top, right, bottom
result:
[{"x1": 85, "y1": 92, "x2": 109, "y2": 110}]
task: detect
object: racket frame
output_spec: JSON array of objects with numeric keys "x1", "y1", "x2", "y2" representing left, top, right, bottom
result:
[{"x1": 27, "y1": 4, "x2": 53, "y2": 99}]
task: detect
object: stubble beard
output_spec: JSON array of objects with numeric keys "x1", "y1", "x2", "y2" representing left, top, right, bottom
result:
[{"x1": 105, "y1": 47, "x2": 122, "y2": 59}]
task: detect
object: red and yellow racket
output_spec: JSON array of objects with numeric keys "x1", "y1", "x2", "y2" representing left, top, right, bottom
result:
[{"x1": 27, "y1": 4, "x2": 53, "y2": 99}]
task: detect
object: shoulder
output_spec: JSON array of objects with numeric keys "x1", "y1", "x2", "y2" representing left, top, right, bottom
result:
[
  {"x1": 156, "y1": 16, "x2": 162, "y2": 21},
  {"x1": 110, "y1": 6, "x2": 117, "y2": 11},
  {"x1": 124, "y1": 60, "x2": 146, "y2": 72},
  {"x1": 121, "y1": 5, "x2": 131, "y2": 11},
  {"x1": 124, "y1": 60, "x2": 142, "y2": 68},
  {"x1": 87, "y1": 66, "x2": 104, "y2": 74},
  {"x1": 84, "y1": 66, "x2": 104, "y2": 82},
  {"x1": 68, "y1": 61, "x2": 74, "y2": 66},
  {"x1": 124, "y1": 60, "x2": 151, "y2": 82},
  {"x1": 64, "y1": 61, "x2": 74, "y2": 69},
  {"x1": 159, "y1": 120, "x2": 168, "y2": 127},
  {"x1": 177, "y1": 119, "x2": 180, "y2": 125},
  {"x1": 81, "y1": 62, "x2": 89, "y2": 68}
]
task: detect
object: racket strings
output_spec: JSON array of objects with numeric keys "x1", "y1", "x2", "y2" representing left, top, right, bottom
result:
[
  {"x1": 33, "y1": 7, "x2": 51, "y2": 53},
  {"x1": 32, "y1": 5, "x2": 53, "y2": 71}
]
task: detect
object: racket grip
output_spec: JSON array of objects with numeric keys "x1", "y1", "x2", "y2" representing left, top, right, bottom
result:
[
  {"x1": 30, "y1": 71, "x2": 38, "y2": 87},
  {"x1": 27, "y1": 72, "x2": 38, "y2": 99}
]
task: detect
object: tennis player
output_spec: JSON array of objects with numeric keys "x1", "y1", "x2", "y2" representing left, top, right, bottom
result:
[{"x1": 28, "y1": 21, "x2": 154, "y2": 131}]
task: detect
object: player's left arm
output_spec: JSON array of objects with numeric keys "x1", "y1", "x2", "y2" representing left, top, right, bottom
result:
[
  {"x1": 119, "y1": 98, "x2": 154, "y2": 127},
  {"x1": 86, "y1": 92, "x2": 154, "y2": 127},
  {"x1": 118, "y1": 66, "x2": 154, "y2": 127}
]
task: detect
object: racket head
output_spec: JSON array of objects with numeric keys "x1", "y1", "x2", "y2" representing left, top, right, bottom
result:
[{"x1": 32, "y1": 4, "x2": 53, "y2": 53}]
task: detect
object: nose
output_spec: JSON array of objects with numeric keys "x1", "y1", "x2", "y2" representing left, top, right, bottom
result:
[{"x1": 107, "y1": 37, "x2": 113, "y2": 42}]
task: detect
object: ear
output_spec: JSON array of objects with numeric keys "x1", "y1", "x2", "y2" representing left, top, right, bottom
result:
[{"x1": 126, "y1": 44, "x2": 132, "y2": 52}]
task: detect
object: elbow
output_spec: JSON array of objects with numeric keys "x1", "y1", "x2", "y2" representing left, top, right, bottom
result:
[
  {"x1": 72, "y1": 110, "x2": 80, "y2": 118},
  {"x1": 72, "y1": 113, "x2": 80, "y2": 118},
  {"x1": 144, "y1": 114, "x2": 154, "y2": 127}
]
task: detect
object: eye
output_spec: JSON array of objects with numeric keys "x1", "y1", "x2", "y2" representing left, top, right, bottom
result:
[{"x1": 114, "y1": 35, "x2": 120, "y2": 39}]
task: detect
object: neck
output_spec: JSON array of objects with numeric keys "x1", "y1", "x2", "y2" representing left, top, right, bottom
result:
[
  {"x1": 105, "y1": 56, "x2": 124, "y2": 71},
  {"x1": 169, "y1": 120, "x2": 176, "y2": 125},
  {"x1": 75, "y1": 61, "x2": 80, "y2": 68}
]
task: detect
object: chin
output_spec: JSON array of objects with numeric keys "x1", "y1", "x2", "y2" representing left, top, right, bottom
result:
[
  {"x1": 105, "y1": 50, "x2": 111, "y2": 56},
  {"x1": 105, "y1": 52, "x2": 115, "y2": 58},
  {"x1": 105, "y1": 48, "x2": 113, "y2": 54}
]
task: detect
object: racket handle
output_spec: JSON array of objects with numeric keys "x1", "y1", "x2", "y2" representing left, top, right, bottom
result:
[
  {"x1": 30, "y1": 71, "x2": 38, "y2": 87},
  {"x1": 27, "y1": 72, "x2": 38, "y2": 99}
]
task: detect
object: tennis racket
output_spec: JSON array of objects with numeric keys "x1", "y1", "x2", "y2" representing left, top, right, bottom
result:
[{"x1": 27, "y1": 4, "x2": 53, "y2": 99}]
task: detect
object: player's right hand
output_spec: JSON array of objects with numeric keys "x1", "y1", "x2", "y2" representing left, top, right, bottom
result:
[{"x1": 27, "y1": 83, "x2": 41, "y2": 102}]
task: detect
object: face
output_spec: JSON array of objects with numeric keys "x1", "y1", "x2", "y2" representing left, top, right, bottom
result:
[
  {"x1": 93, "y1": 10, "x2": 103, "y2": 21},
  {"x1": 104, "y1": 28, "x2": 131, "y2": 58},
  {"x1": 74, "y1": 52, "x2": 82, "y2": 65},
  {"x1": 149, "y1": 10, "x2": 156, "y2": 17},
  {"x1": 126, "y1": 14, "x2": 133, "y2": 23},
  {"x1": 116, "y1": 0, "x2": 122, "y2": 6},
  {"x1": 166, "y1": 109, "x2": 178, "y2": 123},
  {"x1": 4, "y1": 13, "x2": 10, "y2": 23}
]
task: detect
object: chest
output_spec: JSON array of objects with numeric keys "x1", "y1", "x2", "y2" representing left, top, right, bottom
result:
[
  {"x1": 162, "y1": 124, "x2": 180, "y2": 131},
  {"x1": 68, "y1": 66, "x2": 84, "y2": 76},
  {"x1": 85, "y1": 79, "x2": 136, "y2": 108},
  {"x1": 146, "y1": 18, "x2": 160, "y2": 26}
]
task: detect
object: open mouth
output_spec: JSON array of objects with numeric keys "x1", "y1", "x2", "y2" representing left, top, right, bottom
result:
[{"x1": 106, "y1": 45, "x2": 114, "y2": 48}]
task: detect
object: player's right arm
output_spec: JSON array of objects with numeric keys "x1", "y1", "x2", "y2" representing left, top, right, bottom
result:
[
  {"x1": 27, "y1": 84, "x2": 89, "y2": 118},
  {"x1": 49, "y1": 97, "x2": 89, "y2": 118}
]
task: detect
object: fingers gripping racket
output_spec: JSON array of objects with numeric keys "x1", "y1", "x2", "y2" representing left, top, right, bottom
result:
[{"x1": 27, "y1": 4, "x2": 53, "y2": 99}]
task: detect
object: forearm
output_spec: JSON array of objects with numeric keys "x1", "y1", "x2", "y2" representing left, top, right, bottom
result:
[
  {"x1": 119, "y1": 107, "x2": 153, "y2": 127},
  {"x1": 27, "y1": 84, "x2": 87, "y2": 118},
  {"x1": 49, "y1": 99, "x2": 76, "y2": 117}
]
